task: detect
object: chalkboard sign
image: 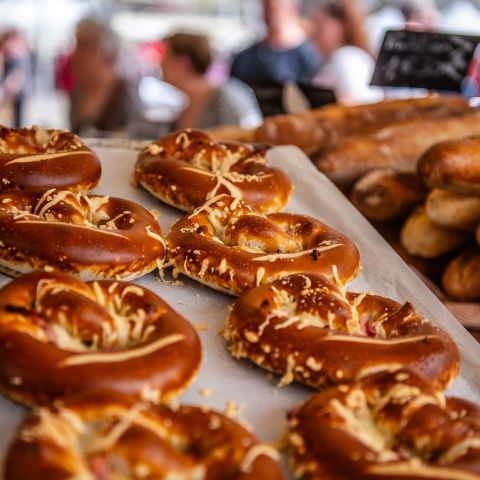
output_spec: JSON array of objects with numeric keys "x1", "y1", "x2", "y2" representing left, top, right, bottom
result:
[{"x1": 370, "y1": 30, "x2": 480, "y2": 91}]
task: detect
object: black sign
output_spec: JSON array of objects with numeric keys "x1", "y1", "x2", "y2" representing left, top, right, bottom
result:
[{"x1": 370, "y1": 29, "x2": 480, "y2": 91}]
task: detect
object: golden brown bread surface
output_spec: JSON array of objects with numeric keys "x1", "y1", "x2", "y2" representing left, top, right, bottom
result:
[
  {"x1": 419, "y1": 136, "x2": 480, "y2": 195},
  {"x1": 314, "y1": 110, "x2": 480, "y2": 188},
  {"x1": 443, "y1": 248, "x2": 480, "y2": 301},
  {"x1": 6, "y1": 391, "x2": 284, "y2": 479},
  {"x1": 204, "y1": 125, "x2": 256, "y2": 143},
  {"x1": 350, "y1": 169, "x2": 427, "y2": 222},
  {"x1": 0, "y1": 271, "x2": 201, "y2": 406},
  {"x1": 254, "y1": 96, "x2": 469, "y2": 154},
  {"x1": 225, "y1": 274, "x2": 459, "y2": 391},
  {"x1": 288, "y1": 369, "x2": 480, "y2": 480}
]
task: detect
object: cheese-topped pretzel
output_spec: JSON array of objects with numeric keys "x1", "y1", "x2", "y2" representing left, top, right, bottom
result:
[
  {"x1": 224, "y1": 274, "x2": 459, "y2": 390},
  {"x1": 134, "y1": 129, "x2": 293, "y2": 213},
  {"x1": 6, "y1": 392, "x2": 284, "y2": 480},
  {"x1": 0, "y1": 271, "x2": 201, "y2": 406},
  {"x1": 0, "y1": 125, "x2": 101, "y2": 192},
  {"x1": 167, "y1": 195, "x2": 360, "y2": 295},
  {"x1": 287, "y1": 369, "x2": 480, "y2": 480},
  {"x1": 0, "y1": 188, "x2": 166, "y2": 280}
]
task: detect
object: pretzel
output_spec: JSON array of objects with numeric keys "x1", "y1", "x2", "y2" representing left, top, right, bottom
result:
[
  {"x1": 419, "y1": 136, "x2": 480, "y2": 196},
  {"x1": 0, "y1": 188, "x2": 166, "y2": 280},
  {"x1": 0, "y1": 271, "x2": 201, "y2": 406},
  {"x1": 224, "y1": 274, "x2": 459, "y2": 391},
  {"x1": 287, "y1": 369, "x2": 480, "y2": 480},
  {"x1": 167, "y1": 195, "x2": 360, "y2": 295},
  {"x1": 134, "y1": 129, "x2": 292, "y2": 213},
  {"x1": 0, "y1": 125, "x2": 101, "y2": 192}
]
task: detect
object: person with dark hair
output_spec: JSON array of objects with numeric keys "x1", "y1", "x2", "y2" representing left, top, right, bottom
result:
[
  {"x1": 162, "y1": 32, "x2": 262, "y2": 130},
  {"x1": 69, "y1": 17, "x2": 141, "y2": 136},
  {"x1": 0, "y1": 29, "x2": 32, "y2": 127},
  {"x1": 230, "y1": 0, "x2": 322, "y2": 86},
  {"x1": 311, "y1": 0, "x2": 383, "y2": 104}
]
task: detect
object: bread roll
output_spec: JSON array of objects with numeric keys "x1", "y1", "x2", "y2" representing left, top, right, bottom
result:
[
  {"x1": 350, "y1": 169, "x2": 427, "y2": 222},
  {"x1": 400, "y1": 206, "x2": 470, "y2": 258},
  {"x1": 443, "y1": 248, "x2": 480, "y2": 301},
  {"x1": 426, "y1": 189, "x2": 480, "y2": 232},
  {"x1": 419, "y1": 136, "x2": 480, "y2": 195}
]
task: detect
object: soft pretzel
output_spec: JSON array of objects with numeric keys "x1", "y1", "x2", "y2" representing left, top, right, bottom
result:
[
  {"x1": 425, "y1": 189, "x2": 480, "y2": 232},
  {"x1": 134, "y1": 129, "x2": 292, "y2": 213},
  {"x1": 400, "y1": 206, "x2": 470, "y2": 259},
  {"x1": 6, "y1": 391, "x2": 284, "y2": 479},
  {"x1": 443, "y1": 248, "x2": 480, "y2": 301},
  {"x1": 0, "y1": 125, "x2": 101, "y2": 192},
  {"x1": 419, "y1": 136, "x2": 480, "y2": 195},
  {"x1": 287, "y1": 369, "x2": 480, "y2": 480},
  {"x1": 350, "y1": 169, "x2": 427, "y2": 222},
  {"x1": 0, "y1": 188, "x2": 166, "y2": 280},
  {"x1": 314, "y1": 110, "x2": 480, "y2": 188},
  {"x1": 254, "y1": 96, "x2": 469, "y2": 154},
  {"x1": 167, "y1": 195, "x2": 360, "y2": 295},
  {"x1": 0, "y1": 271, "x2": 201, "y2": 406},
  {"x1": 224, "y1": 274, "x2": 459, "y2": 391}
]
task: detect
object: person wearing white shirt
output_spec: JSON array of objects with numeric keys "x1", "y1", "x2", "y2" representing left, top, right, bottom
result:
[{"x1": 310, "y1": 0, "x2": 384, "y2": 105}]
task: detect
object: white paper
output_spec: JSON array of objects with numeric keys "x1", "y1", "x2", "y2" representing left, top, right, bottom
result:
[{"x1": 0, "y1": 142, "x2": 478, "y2": 478}]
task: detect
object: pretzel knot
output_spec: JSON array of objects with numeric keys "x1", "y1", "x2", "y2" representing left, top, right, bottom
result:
[
  {"x1": 167, "y1": 195, "x2": 360, "y2": 295},
  {"x1": 5, "y1": 391, "x2": 284, "y2": 480},
  {"x1": 287, "y1": 369, "x2": 480, "y2": 480},
  {"x1": 0, "y1": 126, "x2": 101, "y2": 192},
  {"x1": 224, "y1": 274, "x2": 459, "y2": 390},
  {"x1": 134, "y1": 129, "x2": 293, "y2": 213},
  {"x1": 0, "y1": 271, "x2": 201, "y2": 406},
  {"x1": 0, "y1": 188, "x2": 166, "y2": 280}
]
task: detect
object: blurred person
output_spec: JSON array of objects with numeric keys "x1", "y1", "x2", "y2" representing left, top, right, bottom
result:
[
  {"x1": 162, "y1": 32, "x2": 262, "y2": 130},
  {"x1": 0, "y1": 28, "x2": 32, "y2": 127},
  {"x1": 230, "y1": 0, "x2": 322, "y2": 85},
  {"x1": 69, "y1": 17, "x2": 141, "y2": 136},
  {"x1": 398, "y1": 0, "x2": 439, "y2": 31},
  {"x1": 311, "y1": 0, "x2": 383, "y2": 105}
]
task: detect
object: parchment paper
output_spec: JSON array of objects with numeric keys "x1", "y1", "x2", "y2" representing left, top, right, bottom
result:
[{"x1": 0, "y1": 142, "x2": 478, "y2": 478}]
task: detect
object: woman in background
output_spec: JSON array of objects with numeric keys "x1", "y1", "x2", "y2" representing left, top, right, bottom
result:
[
  {"x1": 311, "y1": 0, "x2": 383, "y2": 105},
  {"x1": 162, "y1": 32, "x2": 262, "y2": 130}
]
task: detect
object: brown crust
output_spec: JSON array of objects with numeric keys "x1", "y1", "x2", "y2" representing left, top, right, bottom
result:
[
  {"x1": 350, "y1": 169, "x2": 427, "y2": 222},
  {"x1": 0, "y1": 188, "x2": 166, "y2": 280},
  {"x1": 419, "y1": 136, "x2": 480, "y2": 195},
  {"x1": 167, "y1": 195, "x2": 360, "y2": 295},
  {"x1": 254, "y1": 96, "x2": 470, "y2": 155},
  {"x1": 0, "y1": 126, "x2": 101, "y2": 192},
  {"x1": 224, "y1": 274, "x2": 459, "y2": 391},
  {"x1": 0, "y1": 271, "x2": 201, "y2": 406},
  {"x1": 134, "y1": 129, "x2": 292, "y2": 213},
  {"x1": 314, "y1": 110, "x2": 480, "y2": 188},
  {"x1": 5, "y1": 391, "x2": 284, "y2": 479},
  {"x1": 443, "y1": 248, "x2": 480, "y2": 301},
  {"x1": 287, "y1": 369, "x2": 480, "y2": 480}
]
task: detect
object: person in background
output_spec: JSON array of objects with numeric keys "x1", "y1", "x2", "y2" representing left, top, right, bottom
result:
[
  {"x1": 0, "y1": 28, "x2": 32, "y2": 127},
  {"x1": 162, "y1": 32, "x2": 262, "y2": 130},
  {"x1": 230, "y1": 0, "x2": 322, "y2": 86},
  {"x1": 398, "y1": 0, "x2": 439, "y2": 31},
  {"x1": 69, "y1": 17, "x2": 141, "y2": 136},
  {"x1": 310, "y1": 0, "x2": 383, "y2": 105}
]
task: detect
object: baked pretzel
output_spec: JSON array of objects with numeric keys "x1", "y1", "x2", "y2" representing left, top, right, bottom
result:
[
  {"x1": 0, "y1": 271, "x2": 201, "y2": 406},
  {"x1": 167, "y1": 195, "x2": 360, "y2": 295},
  {"x1": 287, "y1": 369, "x2": 480, "y2": 480},
  {"x1": 6, "y1": 391, "x2": 284, "y2": 479},
  {"x1": 224, "y1": 274, "x2": 459, "y2": 391},
  {"x1": 419, "y1": 136, "x2": 480, "y2": 196},
  {"x1": 0, "y1": 125, "x2": 101, "y2": 192},
  {"x1": 134, "y1": 129, "x2": 292, "y2": 213},
  {"x1": 0, "y1": 188, "x2": 166, "y2": 280}
]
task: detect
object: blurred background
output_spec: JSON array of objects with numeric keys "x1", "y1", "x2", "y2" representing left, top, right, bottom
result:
[{"x1": 1, "y1": 0, "x2": 480, "y2": 137}]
